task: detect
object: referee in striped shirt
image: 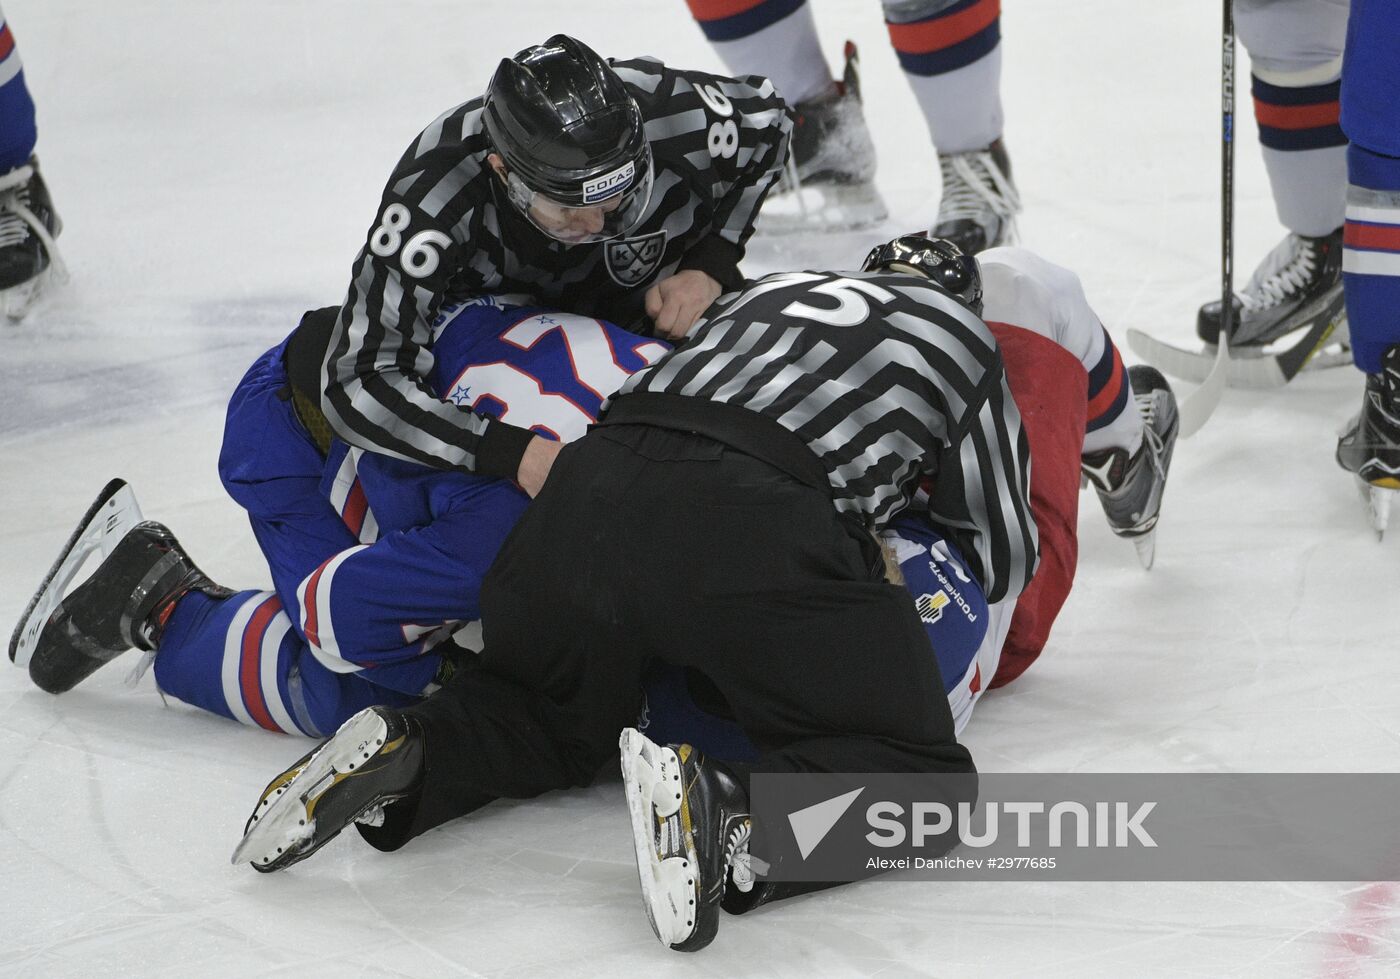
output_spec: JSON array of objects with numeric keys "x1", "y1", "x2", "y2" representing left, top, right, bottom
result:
[
  {"x1": 307, "y1": 35, "x2": 790, "y2": 498},
  {"x1": 345, "y1": 237, "x2": 1036, "y2": 937}
]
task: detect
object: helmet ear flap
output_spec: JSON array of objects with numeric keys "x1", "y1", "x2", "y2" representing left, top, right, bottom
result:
[
  {"x1": 862, "y1": 233, "x2": 984, "y2": 315},
  {"x1": 938, "y1": 264, "x2": 968, "y2": 293}
]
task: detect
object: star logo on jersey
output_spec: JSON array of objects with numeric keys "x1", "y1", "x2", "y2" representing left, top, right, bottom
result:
[
  {"x1": 448, "y1": 383, "x2": 472, "y2": 405},
  {"x1": 605, "y1": 231, "x2": 667, "y2": 287}
]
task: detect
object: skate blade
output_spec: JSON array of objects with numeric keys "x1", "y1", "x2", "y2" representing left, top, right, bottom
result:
[
  {"x1": 231, "y1": 709, "x2": 389, "y2": 871},
  {"x1": 1132, "y1": 532, "x2": 1157, "y2": 570},
  {"x1": 1, "y1": 268, "x2": 55, "y2": 322},
  {"x1": 756, "y1": 182, "x2": 888, "y2": 235},
  {"x1": 619, "y1": 728, "x2": 696, "y2": 949},
  {"x1": 9, "y1": 480, "x2": 144, "y2": 668},
  {"x1": 1362, "y1": 478, "x2": 1398, "y2": 540}
]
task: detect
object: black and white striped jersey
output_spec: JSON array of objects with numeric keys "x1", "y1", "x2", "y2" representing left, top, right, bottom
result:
[
  {"x1": 321, "y1": 57, "x2": 791, "y2": 479},
  {"x1": 611, "y1": 270, "x2": 1039, "y2": 603}
]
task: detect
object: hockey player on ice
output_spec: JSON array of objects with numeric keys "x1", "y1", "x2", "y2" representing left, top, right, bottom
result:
[
  {"x1": 13, "y1": 298, "x2": 669, "y2": 734},
  {"x1": 12, "y1": 243, "x2": 1175, "y2": 746},
  {"x1": 222, "y1": 239, "x2": 1177, "y2": 953},
  {"x1": 310, "y1": 34, "x2": 791, "y2": 503},
  {"x1": 1333, "y1": 0, "x2": 1400, "y2": 536},
  {"x1": 1163, "y1": 0, "x2": 1353, "y2": 371},
  {"x1": 681, "y1": 0, "x2": 1020, "y2": 246},
  {"x1": 0, "y1": 3, "x2": 64, "y2": 321}
]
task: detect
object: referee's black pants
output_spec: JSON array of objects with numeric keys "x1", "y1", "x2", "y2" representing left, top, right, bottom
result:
[{"x1": 363, "y1": 422, "x2": 973, "y2": 849}]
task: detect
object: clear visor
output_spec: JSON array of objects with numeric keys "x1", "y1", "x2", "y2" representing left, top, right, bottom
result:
[{"x1": 504, "y1": 166, "x2": 653, "y2": 245}]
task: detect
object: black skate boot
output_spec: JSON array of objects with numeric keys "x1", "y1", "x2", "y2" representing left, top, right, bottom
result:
[
  {"x1": 28, "y1": 521, "x2": 230, "y2": 694},
  {"x1": 930, "y1": 138, "x2": 1021, "y2": 255},
  {"x1": 1081, "y1": 365, "x2": 1179, "y2": 569},
  {"x1": 762, "y1": 42, "x2": 887, "y2": 232},
  {"x1": 619, "y1": 728, "x2": 751, "y2": 952},
  {"x1": 232, "y1": 706, "x2": 425, "y2": 873},
  {"x1": 0, "y1": 155, "x2": 65, "y2": 320},
  {"x1": 1336, "y1": 344, "x2": 1400, "y2": 539},
  {"x1": 1197, "y1": 228, "x2": 1347, "y2": 358}
]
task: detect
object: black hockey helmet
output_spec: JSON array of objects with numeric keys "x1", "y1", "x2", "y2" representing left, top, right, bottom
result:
[
  {"x1": 483, "y1": 35, "x2": 653, "y2": 244},
  {"x1": 861, "y1": 233, "x2": 983, "y2": 315}
]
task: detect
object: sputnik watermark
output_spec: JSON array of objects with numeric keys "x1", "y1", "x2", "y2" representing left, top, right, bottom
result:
[
  {"x1": 865, "y1": 800, "x2": 1157, "y2": 849},
  {"x1": 750, "y1": 774, "x2": 1400, "y2": 882}
]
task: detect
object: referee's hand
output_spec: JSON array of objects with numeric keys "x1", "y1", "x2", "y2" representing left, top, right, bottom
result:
[{"x1": 646, "y1": 269, "x2": 721, "y2": 341}]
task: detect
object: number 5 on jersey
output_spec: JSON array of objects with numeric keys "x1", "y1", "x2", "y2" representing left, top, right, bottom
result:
[{"x1": 369, "y1": 203, "x2": 452, "y2": 279}]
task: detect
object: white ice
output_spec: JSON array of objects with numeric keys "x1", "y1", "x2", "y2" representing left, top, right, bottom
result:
[{"x1": 2, "y1": 2, "x2": 1398, "y2": 976}]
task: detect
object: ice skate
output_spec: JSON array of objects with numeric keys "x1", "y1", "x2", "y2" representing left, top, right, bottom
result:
[
  {"x1": 232, "y1": 706, "x2": 424, "y2": 873},
  {"x1": 930, "y1": 138, "x2": 1021, "y2": 255},
  {"x1": 1081, "y1": 365, "x2": 1179, "y2": 569},
  {"x1": 24, "y1": 515, "x2": 229, "y2": 694},
  {"x1": 758, "y1": 42, "x2": 887, "y2": 234},
  {"x1": 1130, "y1": 230, "x2": 1349, "y2": 388},
  {"x1": 0, "y1": 155, "x2": 66, "y2": 321},
  {"x1": 1336, "y1": 344, "x2": 1400, "y2": 540},
  {"x1": 10, "y1": 479, "x2": 145, "y2": 669},
  {"x1": 619, "y1": 728, "x2": 751, "y2": 953},
  {"x1": 1197, "y1": 228, "x2": 1350, "y2": 362}
]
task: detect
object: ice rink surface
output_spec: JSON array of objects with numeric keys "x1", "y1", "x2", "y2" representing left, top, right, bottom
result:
[{"x1": 2, "y1": 1, "x2": 1398, "y2": 976}]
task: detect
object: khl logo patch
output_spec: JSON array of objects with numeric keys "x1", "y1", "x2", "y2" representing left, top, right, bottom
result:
[{"x1": 605, "y1": 230, "x2": 667, "y2": 287}]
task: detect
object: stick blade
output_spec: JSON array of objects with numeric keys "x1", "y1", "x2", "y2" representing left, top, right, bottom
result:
[
  {"x1": 1176, "y1": 336, "x2": 1229, "y2": 438},
  {"x1": 1127, "y1": 328, "x2": 1213, "y2": 383}
]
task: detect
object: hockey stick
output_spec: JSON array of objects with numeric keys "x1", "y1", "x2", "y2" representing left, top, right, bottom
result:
[
  {"x1": 1125, "y1": 298, "x2": 1347, "y2": 389},
  {"x1": 1175, "y1": 1, "x2": 1236, "y2": 439}
]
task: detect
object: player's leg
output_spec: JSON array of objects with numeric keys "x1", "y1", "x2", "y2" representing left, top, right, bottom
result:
[
  {"x1": 980, "y1": 248, "x2": 1178, "y2": 565},
  {"x1": 154, "y1": 327, "x2": 420, "y2": 731},
  {"x1": 185, "y1": 406, "x2": 530, "y2": 729},
  {"x1": 0, "y1": 5, "x2": 34, "y2": 173},
  {"x1": 280, "y1": 480, "x2": 529, "y2": 694},
  {"x1": 0, "y1": 3, "x2": 62, "y2": 319},
  {"x1": 682, "y1": 0, "x2": 885, "y2": 229},
  {"x1": 638, "y1": 662, "x2": 762, "y2": 761},
  {"x1": 6, "y1": 468, "x2": 351, "y2": 741},
  {"x1": 157, "y1": 590, "x2": 429, "y2": 738},
  {"x1": 25, "y1": 520, "x2": 234, "y2": 695},
  {"x1": 22, "y1": 511, "x2": 439, "y2": 735},
  {"x1": 232, "y1": 431, "x2": 650, "y2": 870},
  {"x1": 19, "y1": 355, "x2": 329, "y2": 702},
  {"x1": 219, "y1": 318, "x2": 454, "y2": 687},
  {"x1": 12, "y1": 508, "x2": 376, "y2": 743},
  {"x1": 685, "y1": 0, "x2": 832, "y2": 106},
  {"x1": 219, "y1": 326, "x2": 364, "y2": 617},
  {"x1": 231, "y1": 427, "x2": 969, "y2": 949},
  {"x1": 884, "y1": 0, "x2": 1018, "y2": 252},
  {"x1": 153, "y1": 587, "x2": 370, "y2": 738},
  {"x1": 27, "y1": 326, "x2": 402, "y2": 720},
  {"x1": 1197, "y1": 0, "x2": 1350, "y2": 350},
  {"x1": 1335, "y1": 0, "x2": 1400, "y2": 534},
  {"x1": 980, "y1": 249, "x2": 1139, "y2": 455}
]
